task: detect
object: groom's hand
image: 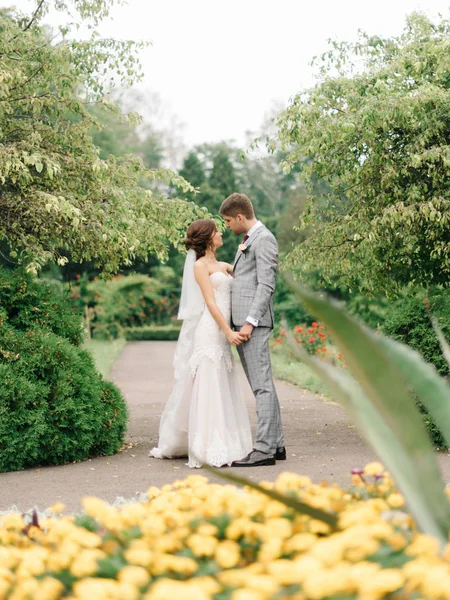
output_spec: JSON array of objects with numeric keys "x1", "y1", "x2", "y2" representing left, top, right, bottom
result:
[{"x1": 239, "y1": 323, "x2": 254, "y2": 341}]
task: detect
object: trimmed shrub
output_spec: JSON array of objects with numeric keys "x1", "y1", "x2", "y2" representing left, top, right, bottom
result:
[
  {"x1": 0, "y1": 269, "x2": 128, "y2": 472},
  {"x1": 383, "y1": 287, "x2": 450, "y2": 448},
  {"x1": 124, "y1": 324, "x2": 181, "y2": 341},
  {"x1": 0, "y1": 267, "x2": 84, "y2": 346},
  {"x1": 91, "y1": 380, "x2": 129, "y2": 456}
]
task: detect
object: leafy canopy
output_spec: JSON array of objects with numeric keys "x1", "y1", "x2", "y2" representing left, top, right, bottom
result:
[
  {"x1": 0, "y1": 0, "x2": 203, "y2": 274},
  {"x1": 276, "y1": 13, "x2": 450, "y2": 295}
]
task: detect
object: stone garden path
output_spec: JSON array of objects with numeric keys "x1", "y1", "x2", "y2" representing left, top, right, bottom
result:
[{"x1": 1, "y1": 341, "x2": 450, "y2": 514}]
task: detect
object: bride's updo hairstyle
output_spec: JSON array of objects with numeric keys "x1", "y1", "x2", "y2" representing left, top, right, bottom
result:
[{"x1": 184, "y1": 219, "x2": 217, "y2": 260}]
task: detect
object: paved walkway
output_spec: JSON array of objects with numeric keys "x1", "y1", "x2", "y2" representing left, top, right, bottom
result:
[{"x1": 1, "y1": 342, "x2": 449, "y2": 513}]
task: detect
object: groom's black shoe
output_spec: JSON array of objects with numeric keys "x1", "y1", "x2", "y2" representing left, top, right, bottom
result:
[
  {"x1": 231, "y1": 449, "x2": 276, "y2": 467},
  {"x1": 275, "y1": 447, "x2": 287, "y2": 461}
]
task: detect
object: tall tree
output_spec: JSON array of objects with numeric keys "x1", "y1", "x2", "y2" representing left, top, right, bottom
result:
[
  {"x1": 209, "y1": 146, "x2": 237, "y2": 194},
  {"x1": 0, "y1": 1, "x2": 202, "y2": 275},
  {"x1": 178, "y1": 143, "x2": 241, "y2": 261},
  {"x1": 276, "y1": 13, "x2": 450, "y2": 295},
  {"x1": 179, "y1": 152, "x2": 206, "y2": 202}
]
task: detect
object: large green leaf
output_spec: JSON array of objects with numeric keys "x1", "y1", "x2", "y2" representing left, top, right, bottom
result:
[
  {"x1": 431, "y1": 313, "x2": 450, "y2": 374},
  {"x1": 284, "y1": 278, "x2": 450, "y2": 544},
  {"x1": 378, "y1": 336, "x2": 450, "y2": 450}
]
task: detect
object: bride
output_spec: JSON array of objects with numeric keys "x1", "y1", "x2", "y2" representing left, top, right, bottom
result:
[{"x1": 149, "y1": 219, "x2": 253, "y2": 467}]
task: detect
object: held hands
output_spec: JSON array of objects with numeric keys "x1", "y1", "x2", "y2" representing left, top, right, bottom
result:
[
  {"x1": 238, "y1": 322, "x2": 254, "y2": 342},
  {"x1": 226, "y1": 330, "x2": 247, "y2": 346},
  {"x1": 226, "y1": 323, "x2": 254, "y2": 346}
]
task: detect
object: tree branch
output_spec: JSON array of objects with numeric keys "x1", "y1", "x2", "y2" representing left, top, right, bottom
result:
[
  {"x1": 10, "y1": 64, "x2": 45, "y2": 92},
  {"x1": 21, "y1": 0, "x2": 46, "y2": 34},
  {"x1": 0, "y1": 92, "x2": 52, "y2": 103},
  {"x1": 0, "y1": 247, "x2": 19, "y2": 265}
]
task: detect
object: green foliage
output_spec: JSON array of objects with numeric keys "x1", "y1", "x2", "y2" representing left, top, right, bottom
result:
[
  {"x1": 91, "y1": 380, "x2": 128, "y2": 456},
  {"x1": 0, "y1": 269, "x2": 128, "y2": 472},
  {"x1": 89, "y1": 104, "x2": 163, "y2": 170},
  {"x1": 344, "y1": 290, "x2": 395, "y2": 331},
  {"x1": 0, "y1": 2, "x2": 203, "y2": 275},
  {"x1": 0, "y1": 268, "x2": 84, "y2": 346},
  {"x1": 382, "y1": 288, "x2": 450, "y2": 447},
  {"x1": 178, "y1": 143, "x2": 301, "y2": 264},
  {"x1": 275, "y1": 268, "x2": 396, "y2": 332},
  {"x1": 276, "y1": 13, "x2": 450, "y2": 295},
  {"x1": 179, "y1": 144, "x2": 240, "y2": 263},
  {"x1": 275, "y1": 186, "x2": 309, "y2": 253},
  {"x1": 124, "y1": 324, "x2": 181, "y2": 341},
  {"x1": 285, "y1": 278, "x2": 450, "y2": 544},
  {"x1": 311, "y1": 274, "x2": 398, "y2": 330},
  {"x1": 74, "y1": 271, "x2": 180, "y2": 339},
  {"x1": 0, "y1": 328, "x2": 128, "y2": 472},
  {"x1": 273, "y1": 275, "x2": 313, "y2": 330},
  {"x1": 179, "y1": 152, "x2": 206, "y2": 201},
  {"x1": 383, "y1": 288, "x2": 450, "y2": 377}
]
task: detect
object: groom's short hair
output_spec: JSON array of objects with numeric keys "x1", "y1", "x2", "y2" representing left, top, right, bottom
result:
[{"x1": 219, "y1": 193, "x2": 255, "y2": 219}]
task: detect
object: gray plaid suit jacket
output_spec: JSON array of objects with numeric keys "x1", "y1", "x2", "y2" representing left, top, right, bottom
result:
[{"x1": 231, "y1": 224, "x2": 278, "y2": 329}]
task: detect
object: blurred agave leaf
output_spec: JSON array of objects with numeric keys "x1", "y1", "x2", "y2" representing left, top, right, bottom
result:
[
  {"x1": 200, "y1": 464, "x2": 337, "y2": 529},
  {"x1": 284, "y1": 277, "x2": 450, "y2": 545},
  {"x1": 378, "y1": 336, "x2": 450, "y2": 450},
  {"x1": 430, "y1": 312, "x2": 450, "y2": 374}
]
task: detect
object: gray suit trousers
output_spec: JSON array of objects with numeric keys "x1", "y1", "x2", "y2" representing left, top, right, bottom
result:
[{"x1": 237, "y1": 327, "x2": 284, "y2": 455}]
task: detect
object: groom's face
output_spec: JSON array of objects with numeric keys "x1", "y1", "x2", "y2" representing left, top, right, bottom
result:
[{"x1": 223, "y1": 214, "x2": 246, "y2": 235}]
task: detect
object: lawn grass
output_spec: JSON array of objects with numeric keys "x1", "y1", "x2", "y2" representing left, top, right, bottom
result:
[
  {"x1": 83, "y1": 338, "x2": 127, "y2": 379},
  {"x1": 270, "y1": 343, "x2": 330, "y2": 397}
]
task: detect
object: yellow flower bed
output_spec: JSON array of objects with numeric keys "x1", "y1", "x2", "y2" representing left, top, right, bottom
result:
[{"x1": 1, "y1": 464, "x2": 450, "y2": 599}]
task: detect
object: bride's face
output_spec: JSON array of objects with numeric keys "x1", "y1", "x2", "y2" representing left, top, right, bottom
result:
[{"x1": 211, "y1": 228, "x2": 223, "y2": 250}]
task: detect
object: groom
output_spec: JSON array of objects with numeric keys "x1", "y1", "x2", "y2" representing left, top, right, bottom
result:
[{"x1": 219, "y1": 193, "x2": 285, "y2": 467}]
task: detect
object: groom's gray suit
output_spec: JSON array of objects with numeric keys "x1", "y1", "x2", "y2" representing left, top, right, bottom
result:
[{"x1": 232, "y1": 224, "x2": 284, "y2": 455}]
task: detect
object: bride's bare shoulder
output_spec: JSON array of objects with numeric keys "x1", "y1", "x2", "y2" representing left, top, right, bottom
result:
[{"x1": 194, "y1": 258, "x2": 208, "y2": 272}]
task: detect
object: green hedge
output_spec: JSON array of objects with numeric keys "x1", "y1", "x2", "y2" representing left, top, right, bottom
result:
[
  {"x1": 72, "y1": 270, "x2": 180, "y2": 340},
  {"x1": 123, "y1": 325, "x2": 181, "y2": 341},
  {"x1": 0, "y1": 268, "x2": 128, "y2": 472}
]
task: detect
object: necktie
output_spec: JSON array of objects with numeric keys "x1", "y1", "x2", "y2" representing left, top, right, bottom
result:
[{"x1": 243, "y1": 234, "x2": 249, "y2": 244}]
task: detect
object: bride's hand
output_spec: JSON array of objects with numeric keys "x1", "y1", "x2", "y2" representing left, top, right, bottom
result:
[{"x1": 227, "y1": 331, "x2": 245, "y2": 346}]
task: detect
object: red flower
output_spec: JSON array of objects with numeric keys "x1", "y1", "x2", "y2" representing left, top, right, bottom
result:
[
  {"x1": 309, "y1": 336, "x2": 315, "y2": 343},
  {"x1": 312, "y1": 322, "x2": 318, "y2": 328}
]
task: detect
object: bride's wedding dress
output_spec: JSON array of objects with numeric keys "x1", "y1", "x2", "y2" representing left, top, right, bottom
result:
[{"x1": 149, "y1": 271, "x2": 252, "y2": 468}]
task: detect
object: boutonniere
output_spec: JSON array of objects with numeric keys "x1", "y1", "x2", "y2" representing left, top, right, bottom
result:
[{"x1": 238, "y1": 244, "x2": 249, "y2": 254}]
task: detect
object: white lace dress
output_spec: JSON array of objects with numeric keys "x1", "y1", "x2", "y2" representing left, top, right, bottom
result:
[{"x1": 149, "y1": 272, "x2": 253, "y2": 468}]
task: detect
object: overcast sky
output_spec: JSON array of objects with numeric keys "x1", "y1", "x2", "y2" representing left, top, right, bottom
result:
[{"x1": 8, "y1": 0, "x2": 450, "y2": 148}]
